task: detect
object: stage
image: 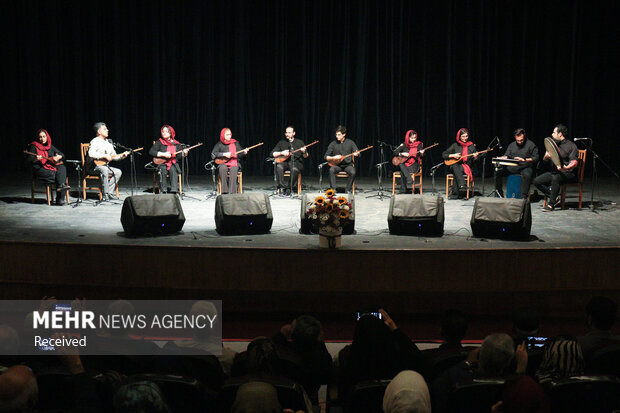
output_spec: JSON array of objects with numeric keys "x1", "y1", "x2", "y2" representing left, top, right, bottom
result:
[{"x1": 1, "y1": 173, "x2": 619, "y2": 340}]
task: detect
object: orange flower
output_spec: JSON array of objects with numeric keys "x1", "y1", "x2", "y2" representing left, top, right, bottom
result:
[
  {"x1": 339, "y1": 210, "x2": 349, "y2": 219},
  {"x1": 325, "y1": 189, "x2": 335, "y2": 197},
  {"x1": 337, "y1": 196, "x2": 347, "y2": 205},
  {"x1": 315, "y1": 196, "x2": 325, "y2": 205},
  {"x1": 325, "y1": 203, "x2": 334, "y2": 213}
]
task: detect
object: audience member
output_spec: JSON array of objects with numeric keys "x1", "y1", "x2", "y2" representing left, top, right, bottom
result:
[
  {"x1": 511, "y1": 307, "x2": 541, "y2": 347},
  {"x1": 535, "y1": 336, "x2": 584, "y2": 384},
  {"x1": 0, "y1": 365, "x2": 38, "y2": 413},
  {"x1": 491, "y1": 375, "x2": 550, "y2": 413},
  {"x1": 438, "y1": 309, "x2": 468, "y2": 351},
  {"x1": 113, "y1": 381, "x2": 170, "y2": 413},
  {"x1": 0, "y1": 326, "x2": 20, "y2": 368},
  {"x1": 382, "y1": 370, "x2": 431, "y2": 413},
  {"x1": 578, "y1": 296, "x2": 620, "y2": 361},
  {"x1": 231, "y1": 381, "x2": 282, "y2": 413}
]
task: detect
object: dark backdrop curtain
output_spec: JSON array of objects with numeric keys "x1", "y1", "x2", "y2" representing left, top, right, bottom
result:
[{"x1": 6, "y1": 0, "x2": 618, "y2": 178}]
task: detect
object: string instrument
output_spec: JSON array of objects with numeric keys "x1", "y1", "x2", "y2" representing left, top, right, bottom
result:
[
  {"x1": 215, "y1": 142, "x2": 264, "y2": 165},
  {"x1": 153, "y1": 142, "x2": 203, "y2": 165},
  {"x1": 94, "y1": 147, "x2": 144, "y2": 166},
  {"x1": 23, "y1": 150, "x2": 64, "y2": 166},
  {"x1": 444, "y1": 147, "x2": 493, "y2": 166},
  {"x1": 327, "y1": 145, "x2": 373, "y2": 167},
  {"x1": 275, "y1": 140, "x2": 319, "y2": 163},
  {"x1": 492, "y1": 157, "x2": 520, "y2": 167},
  {"x1": 391, "y1": 143, "x2": 439, "y2": 166}
]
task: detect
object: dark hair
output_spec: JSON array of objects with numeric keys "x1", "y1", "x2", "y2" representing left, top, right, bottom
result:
[
  {"x1": 441, "y1": 309, "x2": 468, "y2": 344},
  {"x1": 512, "y1": 307, "x2": 540, "y2": 334},
  {"x1": 285, "y1": 125, "x2": 295, "y2": 132},
  {"x1": 247, "y1": 337, "x2": 278, "y2": 377},
  {"x1": 336, "y1": 125, "x2": 347, "y2": 134},
  {"x1": 113, "y1": 381, "x2": 170, "y2": 413},
  {"x1": 514, "y1": 128, "x2": 526, "y2": 137},
  {"x1": 291, "y1": 315, "x2": 322, "y2": 348},
  {"x1": 554, "y1": 124, "x2": 568, "y2": 137},
  {"x1": 93, "y1": 122, "x2": 106, "y2": 133},
  {"x1": 586, "y1": 296, "x2": 617, "y2": 331}
]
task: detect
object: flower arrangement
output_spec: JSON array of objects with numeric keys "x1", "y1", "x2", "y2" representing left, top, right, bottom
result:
[{"x1": 305, "y1": 188, "x2": 353, "y2": 236}]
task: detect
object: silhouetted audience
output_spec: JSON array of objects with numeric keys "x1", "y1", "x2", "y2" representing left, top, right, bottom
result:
[
  {"x1": 491, "y1": 375, "x2": 550, "y2": 413},
  {"x1": 578, "y1": 296, "x2": 620, "y2": 361},
  {"x1": 438, "y1": 309, "x2": 469, "y2": 352},
  {"x1": 113, "y1": 381, "x2": 170, "y2": 413},
  {"x1": 0, "y1": 365, "x2": 38, "y2": 413},
  {"x1": 231, "y1": 381, "x2": 282, "y2": 413},
  {"x1": 382, "y1": 370, "x2": 431, "y2": 413}
]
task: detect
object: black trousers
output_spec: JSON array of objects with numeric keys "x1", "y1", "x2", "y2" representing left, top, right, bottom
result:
[
  {"x1": 157, "y1": 163, "x2": 180, "y2": 193},
  {"x1": 397, "y1": 162, "x2": 420, "y2": 192},
  {"x1": 533, "y1": 171, "x2": 576, "y2": 203},
  {"x1": 494, "y1": 166, "x2": 534, "y2": 198},
  {"x1": 449, "y1": 163, "x2": 469, "y2": 194},
  {"x1": 34, "y1": 164, "x2": 67, "y2": 187},
  {"x1": 328, "y1": 164, "x2": 356, "y2": 192},
  {"x1": 218, "y1": 164, "x2": 240, "y2": 194},
  {"x1": 276, "y1": 161, "x2": 303, "y2": 190}
]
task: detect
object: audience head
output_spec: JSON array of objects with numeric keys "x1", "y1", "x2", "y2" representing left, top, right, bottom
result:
[
  {"x1": 352, "y1": 313, "x2": 390, "y2": 353},
  {"x1": 291, "y1": 315, "x2": 322, "y2": 349},
  {"x1": 107, "y1": 300, "x2": 135, "y2": 337},
  {"x1": 231, "y1": 381, "x2": 281, "y2": 413},
  {"x1": 0, "y1": 366, "x2": 38, "y2": 413},
  {"x1": 478, "y1": 333, "x2": 515, "y2": 376},
  {"x1": 382, "y1": 370, "x2": 431, "y2": 413},
  {"x1": 495, "y1": 375, "x2": 550, "y2": 413},
  {"x1": 586, "y1": 296, "x2": 617, "y2": 331},
  {"x1": 440, "y1": 309, "x2": 468, "y2": 345},
  {"x1": 113, "y1": 381, "x2": 169, "y2": 413},
  {"x1": 189, "y1": 300, "x2": 218, "y2": 341},
  {"x1": 536, "y1": 336, "x2": 584, "y2": 384},
  {"x1": 512, "y1": 307, "x2": 540, "y2": 336},
  {"x1": 247, "y1": 337, "x2": 278, "y2": 377},
  {"x1": 0, "y1": 325, "x2": 19, "y2": 354}
]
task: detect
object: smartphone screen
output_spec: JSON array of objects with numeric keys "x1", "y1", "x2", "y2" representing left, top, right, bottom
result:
[
  {"x1": 527, "y1": 336, "x2": 547, "y2": 348},
  {"x1": 356, "y1": 311, "x2": 383, "y2": 320}
]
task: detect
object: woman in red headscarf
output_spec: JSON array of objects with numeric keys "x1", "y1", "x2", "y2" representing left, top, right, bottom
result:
[
  {"x1": 211, "y1": 128, "x2": 247, "y2": 194},
  {"x1": 393, "y1": 130, "x2": 426, "y2": 193},
  {"x1": 26, "y1": 129, "x2": 70, "y2": 205},
  {"x1": 442, "y1": 128, "x2": 478, "y2": 199},
  {"x1": 149, "y1": 125, "x2": 188, "y2": 193}
]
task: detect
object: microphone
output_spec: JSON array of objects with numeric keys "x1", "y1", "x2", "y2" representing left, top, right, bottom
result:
[
  {"x1": 574, "y1": 137, "x2": 590, "y2": 142},
  {"x1": 496, "y1": 137, "x2": 503, "y2": 150}
]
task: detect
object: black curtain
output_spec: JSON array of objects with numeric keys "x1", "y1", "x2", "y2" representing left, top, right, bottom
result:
[{"x1": 6, "y1": 0, "x2": 618, "y2": 178}]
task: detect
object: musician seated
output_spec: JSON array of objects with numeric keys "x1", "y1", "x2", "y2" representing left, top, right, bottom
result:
[
  {"x1": 393, "y1": 130, "x2": 426, "y2": 193},
  {"x1": 271, "y1": 126, "x2": 308, "y2": 195},
  {"x1": 87, "y1": 122, "x2": 126, "y2": 200},
  {"x1": 533, "y1": 124, "x2": 579, "y2": 212},
  {"x1": 149, "y1": 125, "x2": 188, "y2": 194},
  {"x1": 324, "y1": 125, "x2": 359, "y2": 194},
  {"x1": 442, "y1": 128, "x2": 478, "y2": 200},
  {"x1": 26, "y1": 129, "x2": 70, "y2": 205},
  {"x1": 211, "y1": 128, "x2": 247, "y2": 194},
  {"x1": 494, "y1": 128, "x2": 539, "y2": 198}
]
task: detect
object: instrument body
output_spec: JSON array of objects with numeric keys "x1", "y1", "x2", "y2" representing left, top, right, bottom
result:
[
  {"x1": 94, "y1": 147, "x2": 144, "y2": 166},
  {"x1": 491, "y1": 157, "x2": 520, "y2": 167},
  {"x1": 543, "y1": 137, "x2": 562, "y2": 168},
  {"x1": 275, "y1": 140, "x2": 319, "y2": 163},
  {"x1": 327, "y1": 145, "x2": 373, "y2": 167},
  {"x1": 392, "y1": 143, "x2": 438, "y2": 166},
  {"x1": 214, "y1": 142, "x2": 264, "y2": 165},
  {"x1": 444, "y1": 148, "x2": 493, "y2": 166},
  {"x1": 23, "y1": 150, "x2": 64, "y2": 166},
  {"x1": 153, "y1": 143, "x2": 203, "y2": 165}
]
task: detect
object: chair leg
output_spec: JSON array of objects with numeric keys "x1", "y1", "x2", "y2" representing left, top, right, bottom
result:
[
  {"x1": 153, "y1": 173, "x2": 157, "y2": 194},
  {"x1": 392, "y1": 174, "x2": 396, "y2": 195},
  {"x1": 238, "y1": 173, "x2": 243, "y2": 193},
  {"x1": 82, "y1": 179, "x2": 87, "y2": 200},
  {"x1": 561, "y1": 186, "x2": 566, "y2": 209},
  {"x1": 297, "y1": 174, "x2": 302, "y2": 194},
  {"x1": 31, "y1": 180, "x2": 35, "y2": 204},
  {"x1": 178, "y1": 175, "x2": 183, "y2": 195},
  {"x1": 46, "y1": 185, "x2": 51, "y2": 206},
  {"x1": 578, "y1": 183, "x2": 582, "y2": 209},
  {"x1": 446, "y1": 176, "x2": 451, "y2": 198}
]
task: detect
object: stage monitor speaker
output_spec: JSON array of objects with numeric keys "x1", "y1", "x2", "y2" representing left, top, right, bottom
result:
[
  {"x1": 215, "y1": 193, "x2": 273, "y2": 235},
  {"x1": 387, "y1": 194, "x2": 444, "y2": 236},
  {"x1": 121, "y1": 194, "x2": 185, "y2": 237},
  {"x1": 300, "y1": 193, "x2": 355, "y2": 235},
  {"x1": 470, "y1": 197, "x2": 531, "y2": 240}
]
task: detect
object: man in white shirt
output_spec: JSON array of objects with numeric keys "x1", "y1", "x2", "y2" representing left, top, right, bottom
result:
[{"x1": 87, "y1": 122, "x2": 126, "y2": 199}]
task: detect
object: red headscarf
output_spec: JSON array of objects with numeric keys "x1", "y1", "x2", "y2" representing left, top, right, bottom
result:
[
  {"x1": 220, "y1": 128, "x2": 238, "y2": 167},
  {"x1": 31, "y1": 129, "x2": 56, "y2": 171},
  {"x1": 404, "y1": 130, "x2": 422, "y2": 167},
  {"x1": 456, "y1": 128, "x2": 473, "y2": 181},
  {"x1": 159, "y1": 125, "x2": 180, "y2": 170}
]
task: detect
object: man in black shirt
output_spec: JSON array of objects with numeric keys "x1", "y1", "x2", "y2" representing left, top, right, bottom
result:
[
  {"x1": 324, "y1": 125, "x2": 359, "y2": 193},
  {"x1": 494, "y1": 128, "x2": 540, "y2": 198},
  {"x1": 533, "y1": 124, "x2": 579, "y2": 211},
  {"x1": 271, "y1": 126, "x2": 308, "y2": 195}
]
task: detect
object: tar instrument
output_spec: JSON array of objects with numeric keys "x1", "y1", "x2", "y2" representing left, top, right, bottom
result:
[
  {"x1": 153, "y1": 142, "x2": 203, "y2": 165},
  {"x1": 492, "y1": 157, "x2": 520, "y2": 167},
  {"x1": 23, "y1": 150, "x2": 64, "y2": 166},
  {"x1": 214, "y1": 142, "x2": 264, "y2": 165},
  {"x1": 444, "y1": 147, "x2": 493, "y2": 166},
  {"x1": 328, "y1": 145, "x2": 373, "y2": 167},
  {"x1": 94, "y1": 147, "x2": 144, "y2": 166},
  {"x1": 275, "y1": 140, "x2": 319, "y2": 163},
  {"x1": 544, "y1": 137, "x2": 562, "y2": 168},
  {"x1": 392, "y1": 143, "x2": 439, "y2": 166}
]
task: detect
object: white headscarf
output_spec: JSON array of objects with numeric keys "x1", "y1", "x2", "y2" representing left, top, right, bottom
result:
[{"x1": 382, "y1": 370, "x2": 431, "y2": 413}]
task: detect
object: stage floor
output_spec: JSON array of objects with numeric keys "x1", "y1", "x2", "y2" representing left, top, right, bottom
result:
[{"x1": 0, "y1": 174, "x2": 618, "y2": 250}]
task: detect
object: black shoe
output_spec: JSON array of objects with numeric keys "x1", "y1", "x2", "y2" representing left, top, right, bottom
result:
[
  {"x1": 552, "y1": 198, "x2": 562, "y2": 208},
  {"x1": 283, "y1": 188, "x2": 291, "y2": 196},
  {"x1": 56, "y1": 197, "x2": 66, "y2": 206},
  {"x1": 57, "y1": 184, "x2": 71, "y2": 191},
  {"x1": 542, "y1": 204, "x2": 554, "y2": 212}
]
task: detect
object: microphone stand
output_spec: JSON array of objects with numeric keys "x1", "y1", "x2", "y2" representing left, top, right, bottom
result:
[
  {"x1": 65, "y1": 160, "x2": 83, "y2": 208},
  {"x1": 267, "y1": 157, "x2": 279, "y2": 197},
  {"x1": 430, "y1": 162, "x2": 444, "y2": 196},
  {"x1": 367, "y1": 140, "x2": 391, "y2": 200},
  {"x1": 318, "y1": 162, "x2": 328, "y2": 192},
  {"x1": 577, "y1": 138, "x2": 619, "y2": 212},
  {"x1": 204, "y1": 160, "x2": 219, "y2": 199},
  {"x1": 114, "y1": 142, "x2": 140, "y2": 197},
  {"x1": 484, "y1": 137, "x2": 502, "y2": 197}
]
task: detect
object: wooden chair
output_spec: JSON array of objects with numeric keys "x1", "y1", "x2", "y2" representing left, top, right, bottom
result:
[
  {"x1": 217, "y1": 171, "x2": 243, "y2": 194},
  {"x1": 335, "y1": 171, "x2": 355, "y2": 194},
  {"x1": 152, "y1": 172, "x2": 183, "y2": 195},
  {"x1": 446, "y1": 174, "x2": 472, "y2": 199},
  {"x1": 392, "y1": 161, "x2": 423, "y2": 194},
  {"x1": 80, "y1": 143, "x2": 119, "y2": 200},
  {"x1": 31, "y1": 174, "x2": 70, "y2": 205},
  {"x1": 544, "y1": 149, "x2": 587, "y2": 209},
  {"x1": 278, "y1": 170, "x2": 302, "y2": 194}
]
